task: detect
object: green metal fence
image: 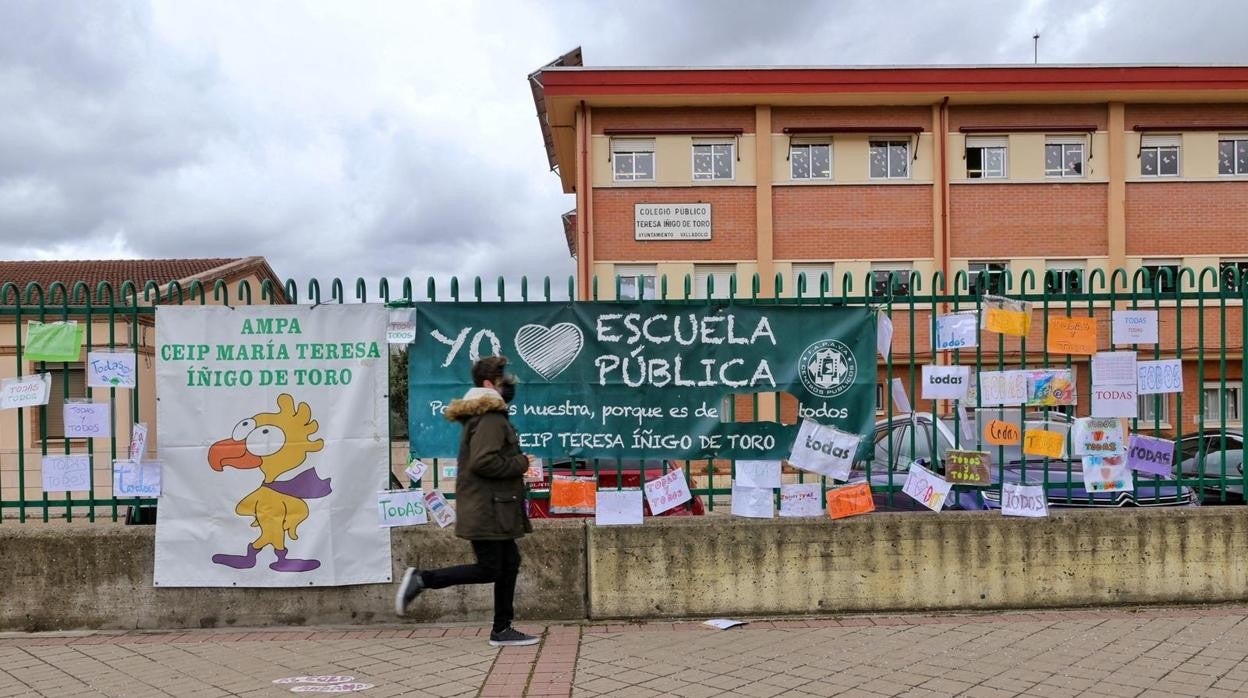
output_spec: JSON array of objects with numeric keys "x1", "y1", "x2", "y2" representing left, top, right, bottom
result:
[{"x1": 2, "y1": 267, "x2": 1245, "y2": 522}]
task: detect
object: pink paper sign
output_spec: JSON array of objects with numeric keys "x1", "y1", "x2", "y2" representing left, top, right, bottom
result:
[{"x1": 1127, "y1": 433, "x2": 1176, "y2": 478}]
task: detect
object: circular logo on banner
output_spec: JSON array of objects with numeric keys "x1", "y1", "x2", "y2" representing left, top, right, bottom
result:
[{"x1": 798, "y1": 339, "x2": 857, "y2": 399}]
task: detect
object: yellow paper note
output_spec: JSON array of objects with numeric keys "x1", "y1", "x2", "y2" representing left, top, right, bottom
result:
[
  {"x1": 1023, "y1": 429, "x2": 1065, "y2": 458},
  {"x1": 985, "y1": 307, "x2": 1031, "y2": 337}
]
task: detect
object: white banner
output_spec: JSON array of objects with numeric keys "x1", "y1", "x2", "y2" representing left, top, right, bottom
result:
[{"x1": 154, "y1": 305, "x2": 390, "y2": 587}]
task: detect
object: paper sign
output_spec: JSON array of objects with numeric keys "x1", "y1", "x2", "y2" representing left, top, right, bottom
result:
[
  {"x1": 1092, "y1": 351, "x2": 1138, "y2": 387},
  {"x1": 984, "y1": 419, "x2": 1021, "y2": 446},
  {"x1": 129, "y1": 422, "x2": 148, "y2": 464},
  {"x1": 63, "y1": 402, "x2": 111, "y2": 439},
  {"x1": 1023, "y1": 429, "x2": 1065, "y2": 458},
  {"x1": 1001, "y1": 483, "x2": 1048, "y2": 517},
  {"x1": 779, "y1": 483, "x2": 823, "y2": 517},
  {"x1": 25, "y1": 321, "x2": 82, "y2": 362},
  {"x1": 1137, "y1": 359, "x2": 1183, "y2": 395},
  {"x1": 404, "y1": 458, "x2": 428, "y2": 483},
  {"x1": 890, "y1": 377, "x2": 912, "y2": 413},
  {"x1": 42, "y1": 454, "x2": 92, "y2": 493},
  {"x1": 113, "y1": 459, "x2": 161, "y2": 497},
  {"x1": 731, "y1": 485, "x2": 775, "y2": 518},
  {"x1": 1127, "y1": 434, "x2": 1176, "y2": 478},
  {"x1": 704, "y1": 619, "x2": 748, "y2": 629},
  {"x1": 376, "y1": 489, "x2": 428, "y2": 527},
  {"x1": 644, "y1": 468, "x2": 692, "y2": 515},
  {"x1": 441, "y1": 465, "x2": 458, "y2": 479},
  {"x1": 877, "y1": 312, "x2": 893, "y2": 361},
  {"x1": 1082, "y1": 453, "x2": 1131, "y2": 492},
  {"x1": 735, "y1": 460, "x2": 781, "y2": 489},
  {"x1": 984, "y1": 307, "x2": 1030, "y2": 336},
  {"x1": 935, "y1": 312, "x2": 979, "y2": 351},
  {"x1": 595, "y1": 489, "x2": 643, "y2": 526},
  {"x1": 523, "y1": 457, "x2": 545, "y2": 484},
  {"x1": 423, "y1": 491, "x2": 456, "y2": 527},
  {"x1": 978, "y1": 370, "x2": 1029, "y2": 406},
  {"x1": 1112, "y1": 310, "x2": 1158, "y2": 345},
  {"x1": 921, "y1": 365, "x2": 971, "y2": 401},
  {"x1": 945, "y1": 449, "x2": 991, "y2": 486},
  {"x1": 789, "y1": 419, "x2": 860, "y2": 481},
  {"x1": 826, "y1": 482, "x2": 875, "y2": 519},
  {"x1": 1073, "y1": 417, "x2": 1125, "y2": 456},
  {"x1": 1091, "y1": 387, "x2": 1137, "y2": 418},
  {"x1": 386, "y1": 309, "x2": 417, "y2": 344},
  {"x1": 1026, "y1": 369, "x2": 1078, "y2": 407},
  {"x1": 550, "y1": 475, "x2": 597, "y2": 514},
  {"x1": 902, "y1": 461, "x2": 953, "y2": 511},
  {"x1": 86, "y1": 351, "x2": 137, "y2": 388},
  {"x1": 1047, "y1": 316, "x2": 1098, "y2": 355},
  {"x1": 0, "y1": 373, "x2": 51, "y2": 410}
]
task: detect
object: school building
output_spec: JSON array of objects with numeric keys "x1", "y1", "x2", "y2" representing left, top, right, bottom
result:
[{"x1": 528, "y1": 51, "x2": 1248, "y2": 435}]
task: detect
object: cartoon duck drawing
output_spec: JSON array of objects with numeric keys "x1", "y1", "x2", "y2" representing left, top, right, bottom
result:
[{"x1": 208, "y1": 393, "x2": 331, "y2": 572}]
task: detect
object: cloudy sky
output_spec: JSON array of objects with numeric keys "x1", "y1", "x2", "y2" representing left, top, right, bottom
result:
[{"x1": 1, "y1": 0, "x2": 1246, "y2": 292}]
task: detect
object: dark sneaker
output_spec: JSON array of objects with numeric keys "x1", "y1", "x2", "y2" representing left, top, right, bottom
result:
[
  {"x1": 489, "y1": 627, "x2": 540, "y2": 647},
  {"x1": 394, "y1": 567, "x2": 425, "y2": 616}
]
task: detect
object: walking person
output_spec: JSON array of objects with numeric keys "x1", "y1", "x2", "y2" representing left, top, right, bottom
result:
[{"x1": 395, "y1": 356, "x2": 539, "y2": 647}]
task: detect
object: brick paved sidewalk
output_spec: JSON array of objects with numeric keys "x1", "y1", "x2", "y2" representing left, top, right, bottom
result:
[{"x1": 2, "y1": 605, "x2": 1248, "y2": 697}]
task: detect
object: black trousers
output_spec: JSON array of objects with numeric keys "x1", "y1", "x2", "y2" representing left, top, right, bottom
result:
[{"x1": 421, "y1": 539, "x2": 521, "y2": 633}]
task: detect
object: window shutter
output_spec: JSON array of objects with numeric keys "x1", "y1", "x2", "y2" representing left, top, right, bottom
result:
[{"x1": 965, "y1": 136, "x2": 1008, "y2": 149}]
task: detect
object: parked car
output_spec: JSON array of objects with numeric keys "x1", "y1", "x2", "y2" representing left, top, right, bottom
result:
[
  {"x1": 1176, "y1": 429, "x2": 1245, "y2": 502},
  {"x1": 526, "y1": 458, "x2": 705, "y2": 518}
]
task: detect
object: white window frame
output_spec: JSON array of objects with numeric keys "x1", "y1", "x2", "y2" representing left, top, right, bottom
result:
[
  {"x1": 1218, "y1": 134, "x2": 1248, "y2": 177},
  {"x1": 1045, "y1": 135, "x2": 1086, "y2": 178},
  {"x1": 611, "y1": 139, "x2": 655, "y2": 182},
  {"x1": 1045, "y1": 260, "x2": 1085, "y2": 294},
  {"x1": 965, "y1": 136, "x2": 1008, "y2": 179},
  {"x1": 614, "y1": 264, "x2": 658, "y2": 301},
  {"x1": 693, "y1": 264, "x2": 736, "y2": 299},
  {"x1": 875, "y1": 383, "x2": 885, "y2": 414},
  {"x1": 1141, "y1": 259, "x2": 1181, "y2": 294},
  {"x1": 692, "y1": 140, "x2": 735, "y2": 181},
  {"x1": 791, "y1": 263, "x2": 836, "y2": 296},
  {"x1": 789, "y1": 140, "x2": 833, "y2": 181},
  {"x1": 1140, "y1": 135, "x2": 1181, "y2": 177},
  {"x1": 1138, "y1": 393, "x2": 1170, "y2": 426},
  {"x1": 1202, "y1": 381, "x2": 1244, "y2": 425},
  {"x1": 968, "y1": 261, "x2": 1009, "y2": 296},
  {"x1": 870, "y1": 262, "x2": 913, "y2": 297},
  {"x1": 868, "y1": 138, "x2": 911, "y2": 180}
]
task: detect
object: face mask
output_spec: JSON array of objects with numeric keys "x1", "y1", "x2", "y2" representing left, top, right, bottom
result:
[{"x1": 498, "y1": 375, "x2": 517, "y2": 403}]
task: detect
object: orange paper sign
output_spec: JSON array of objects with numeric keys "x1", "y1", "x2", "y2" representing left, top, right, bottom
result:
[
  {"x1": 1046, "y1": 316, "x2": 1097, "y2": 355},
  {"x1": 1023, "y1": 429, "x2": 1065, "y2": 458},
  {"x1": 984, "y1": 419, "x2": 1021, "y2": 446},
  {"x1": 549, "y1": 476, "x2": 597, "y2": 514},
  {"x1": 826, "y1": 482, "x2": 875, "y2": 519},
  {"x1": 985, "y1": 307, "x2": 1031, "y2": 337}
]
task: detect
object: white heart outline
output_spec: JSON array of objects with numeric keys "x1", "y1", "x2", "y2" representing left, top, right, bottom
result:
[{"x1": 513, "y1": 323, "x2": 584, "y2": 381}]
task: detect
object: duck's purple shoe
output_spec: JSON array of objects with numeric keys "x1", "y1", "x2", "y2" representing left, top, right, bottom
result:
[
  {"x1": 270, "y1": 548, "x2": 320, "y2": 572},
  {"x1": 212, "y1": 545, "x2": 260, "y2": 569}
]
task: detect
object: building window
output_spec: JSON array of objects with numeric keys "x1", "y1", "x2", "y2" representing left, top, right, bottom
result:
[
  {"x1": 1202, "y1": 382, "x2": 1243, "y2": 424},
  {"x1": 694, "y1": 264, "x2": 736, "y2": 299},
  {"x1": 37, "y1": 365, "x2": 87, "y2": 440},
  {"x1": 1138, "y1": 394, "x2": 1170, "y2": 425},
  {"x1": 968, "y1": 261, "x2": 1009, "y2": 296},
  {"x1": 615, "y1": 265, "x2": 657, "y2": 301},
  {"x1": 1140, "y1": 135, "x2": 1180, "y2": 177},
  {"x1": 870, "y1": 263, "x2": 912, "y2": 297},
  {"x1": 965, "y1": 136, "x2": 1007, "y2": 179},
  {"x1": 1221, "y1": 260, "x2": 1248, "y2": 293},
  {"x1": 692, "y1": 141, "x2": 734, "y2": 181},
  {"x1": 791, "y1": 263, "x2": 836, "y2": 296},
  {"x1": 1045, "y1": 137, "x2": 1085, "y2": 178},
  {"x1": 1218, "y1": 136, "x2": 1248, "y2": 176},
  {"x1": 1045, "y1": 261, "x2": 1085, "y2": 294},
  {"x1": 790, "y1": 142, "x2": 832, "y2": 180},
  {"x1": 869, "y1": 139, "x2": 910, "y2": 179},
  {"x1": 611, "y1": 139, "x2": 655, "y2": 182},
  {"x1": 1141, "y1": 260, "x2": 1180, "y2": 294},
  {"x1": 876, "y1": 383, "x2": 885, "y2": 414}
]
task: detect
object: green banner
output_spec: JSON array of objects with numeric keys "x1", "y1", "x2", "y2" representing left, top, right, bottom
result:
[{"x1": 408, "y1": 302, "x2": 876, "y2": 461}]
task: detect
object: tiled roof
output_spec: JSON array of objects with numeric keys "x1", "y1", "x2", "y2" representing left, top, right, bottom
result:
[{"x1": 0, "y1": 257, "x2": 286, "y2": 303}]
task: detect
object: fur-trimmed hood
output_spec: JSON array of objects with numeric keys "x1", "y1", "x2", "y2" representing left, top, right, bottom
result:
[{"x1": 444, "y1": 387, "x2": 509, "y2": 422}]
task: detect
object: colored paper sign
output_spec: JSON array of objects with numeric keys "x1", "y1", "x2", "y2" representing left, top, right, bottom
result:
[
  {"x1": 404, "y1": 458, "x2": 428, "y2": 483},
  {"x1": 1091, "y1": 387, "x2": 1137, "y2": 418},
  {"x1": 984, "y1": 419, "x2": 1021, "y2": 446},
  {"x1": 877, "y1": 312, "x2": 893, "y2": 361},
  {"x1": 129, "y1": 422, "x2": 148, "y2": 464},
  {"x1": 1072, "y1": 417, "x2": 1125, "y2": 456},
  {"x1": 1026, "y1": 369, "x2": 1077, "y2": 407},
  {"x1": 0, "y1": 373, "x2": 51, "y2": 410},
  {"x1": 376, "y1": 489, "x2": 428, "y2": 527},
  {"x1": 441, "y1": 465, "x2": 458, "y2": 479},
  {"x1": 644, "y1": 468, "x2": 692, "y2": 515},
  {"x1": 25, "y1": 321, "x2": 83, "y2": 362},
  {"x1": 826, "y1": 482, "x2": 875, "y2": 519},
  {"x1": 978, "y1": 370, "x2": 1029, "y2": 406},
  {"x1": 731, "y1": 485, "x2": 775, "y2": 518},
  {"x1": 86, "y1": 351, "x2": 137, "y2": 388},
  {"x1": 1112, "y1": 310, "x2": 1158, "y2": 345},
  {"x1": 735, "y1": 460, "x2": 781, "y2": 489},
  {"x1": 386, "y1": 309, "x2": 417, "y2": 345},
  {"x1": 982, "y1": 296, "x2": 1033, "y2": 337},
  {"x1": 1047, "y1": 316, "x2": 1098, "y2": 355},
  {"x1": 1137, "y1": 359, "x2": 1183, "y2": 395},
  {"x1": 945, "y1": 449, "x2": 991, "y2": 486},
  {"x1": 522, "y1": 457, "x2": 545, "y2": 484},
  {"x1": 423, "y1": 491, "x2": 456, "y2": 528},
  {"x1": 1001, "y1": 483, "x2": 1048, "y2": 518},
  {"x1": 63, "y1": 402, "x2": 111, "y2": 439},
  {"x1": 890, "y1": 377, "x2": 912, "y2": 413},
  {"x1": 789, "y1": 419, "x2": 860, "y2": 481},
  {"x1": 1092, "y1": 351, "x2": 1138, "y2": 387},
  {"x1": 550, "y1": 475, "x2": 597, "y2": 514},
  {"x1": 42, "y1": 454, "x2": 92, "y2": 493},
  {"x1": 1127, "y1": 434, "x2": 1176, "y2": 478},
  {"x1": 1023, "y1": 429, "x2": 1065, "y2": 458},
  {"x1": 934, "y1": 312, "x2": 978, "y2": 351},
  {"x1": 1082, "y1": 453, "x2": 1131, "y2": 493},
  {"x1": 902, "y1": 461, "x2": 953, "y2": 511},
  {"x1": 595, "y1": 489, "x2": 643, "y2": 526},
  {"x1": 779, "y1": 483, "x2": 823, "y2": 517},
  {"x1": 113, "y1": 459, "x2": 161, "y2": 497},
  {"x1": 921, "y1": 365, "x2": 971, "y2": 401}
]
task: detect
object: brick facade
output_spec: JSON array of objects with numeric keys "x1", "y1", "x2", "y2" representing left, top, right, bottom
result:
[
  {"x1": 592, "y1": 107, "x2": 756, "y2": 134},
  {"x1": 1125, "y1": 182, "x2": 1248, "y2": 256},
  {"x1": 772, "y1": 106, "x2": 932, "y2": 131},
  {"x1": 949, "y1": 183, "x2": 1108, "y2": 258},
  {"x1": 773, "y1": 185, "x2": 933, "y2": 259},
  {"x1": 1125, "y1": 103, "x2": 1248, "y2": 129},
  {"x1": 949, "y1": 104, "x2": 1108, "y2": 130},
  {"x1": 592, "y1": 187, "x2": 757, "y2": 261}
]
